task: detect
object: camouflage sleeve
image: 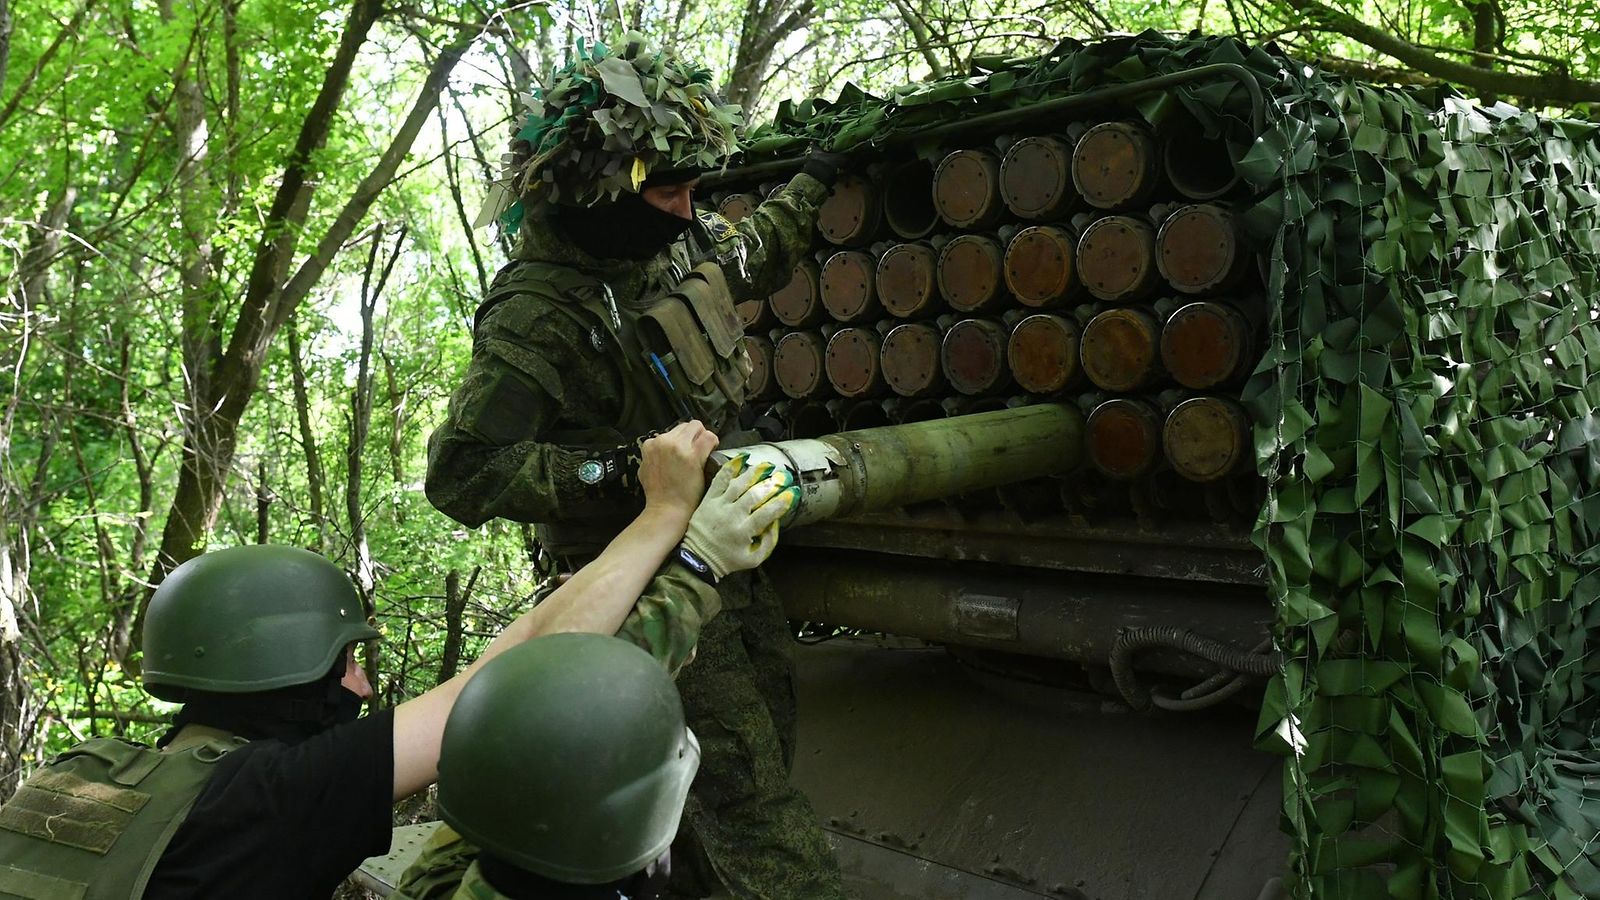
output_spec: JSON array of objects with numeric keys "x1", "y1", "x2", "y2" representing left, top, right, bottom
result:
[
  {"x1": 614, "y1": 562, "x2": 722, "y2": 676},
  {"x1": 711, "y1": 171, "x2": 829, "y2": 301},
  {"x1": 424, "y1": 296, "x2": 600, "y2": 528},
  {"x1": 388, "y1": 823, "x2": 474, "y2": 900}
]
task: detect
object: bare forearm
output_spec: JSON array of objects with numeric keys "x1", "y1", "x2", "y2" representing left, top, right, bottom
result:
[
  {"x1": 392, "y1": 420, "x2": 710, "y2": 801},
  {"x1": 524, "y1": 504, "x2": 691, "y2": 638}
]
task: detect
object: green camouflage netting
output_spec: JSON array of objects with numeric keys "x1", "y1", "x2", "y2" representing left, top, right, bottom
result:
[
  {"x1": 480, "y1": 33, "x2": 743, "y2": 234},
  {"x1": 745, "y1": 32, "x2": 1600, "y2": 898}
]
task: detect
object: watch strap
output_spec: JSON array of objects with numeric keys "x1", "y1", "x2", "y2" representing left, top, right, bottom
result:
[{"x1": 675, "y1": 544, "x2": 718, "y2": 585}]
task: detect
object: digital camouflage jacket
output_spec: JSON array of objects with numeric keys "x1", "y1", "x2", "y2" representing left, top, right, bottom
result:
[
  {"x1": 387, "y1": 824, "x2": 647, "y2": 900},
  {"x1": 424, "y1": 173, "x2": 828, "y2": 534},
  {"x1": 613, "y1": 561, "x2": 719, "y2": 677}
]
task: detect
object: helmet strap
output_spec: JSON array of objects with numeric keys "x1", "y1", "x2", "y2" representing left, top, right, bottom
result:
[{"x1": 636, "y1": 849, "x2": 671, "y2": 900}]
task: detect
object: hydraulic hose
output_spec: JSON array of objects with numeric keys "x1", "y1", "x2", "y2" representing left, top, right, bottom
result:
[{"x1": 1110, "y1": 625, "x2": 1281, "y2": 712}]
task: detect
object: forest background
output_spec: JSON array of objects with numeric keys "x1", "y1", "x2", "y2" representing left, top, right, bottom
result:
[{"x1": 2, "y1": 0, "x2": 1599, "y2": 801}]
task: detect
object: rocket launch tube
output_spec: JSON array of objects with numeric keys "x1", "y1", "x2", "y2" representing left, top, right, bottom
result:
[{"x1": 712, "y1": 404, "x2": 1083, "y2": 526}]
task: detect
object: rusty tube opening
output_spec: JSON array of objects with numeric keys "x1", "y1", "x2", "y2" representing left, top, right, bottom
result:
[
  {"x1": 883, "y1": 159, "x2": 940, "y2": 239},
  {"x1": 1163, "y1": 132, "x2": 1239, "y2": 201},
  {"x1": 842, "y1": 401, "x2": 893, "y2": 431},
  {"x1": 818, "y1": 174, "x2": 883, "y2": 247},
  {"x1": 898, "y1": 397, "x2": 949, "y2": 423},
  {"x1": 788, "y1": 401, "x2": 838, "y2": 438}
]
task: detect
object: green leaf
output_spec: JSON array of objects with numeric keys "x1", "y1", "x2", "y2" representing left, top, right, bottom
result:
[{"x1": 595, "y1": 55, "x2": 649, "y2": 106}]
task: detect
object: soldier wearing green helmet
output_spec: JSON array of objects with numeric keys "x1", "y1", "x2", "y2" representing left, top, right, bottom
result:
[
  {"x1": 425, "y1": 33, "x2": 847, "y2": 899},
  {"x1": 389, "y1": 633, "x2": 701, "y2": 900},
  {"x1": 0, "y1": 421, "x2": 794, "y2": 898}
]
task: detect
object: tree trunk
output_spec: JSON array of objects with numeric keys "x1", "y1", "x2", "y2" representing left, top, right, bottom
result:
[
  {"x1": 1281, "y1": 0, "x2": 1600, "y2": 105},
  {"x1": 255, "y1": 459, "x2": 270, "y2": 544},
  {"x1": 889, "y1": 0, "x2": 948, "y2": 79},
  {"x1": 287, "y1": 318, "x2": 328, "y2": 552},
  {"x1": 437, "y1": 567, "x2": 478, "y2": 684},
  {"x1": 0, "y1": 189, "x2": 75, "y2": 799},
  {"x1": 107, "y1": 332, "x2": 158, "y2": 661},
  {"x1": 145, "y1": 0, "x2": 384, "y2": 601},
  {"x1": 725, "y1": 0, "x2": 815, "y2": 108},
  {"x1": 380, "y1": 347, "x2": 408, "y2": 501},
  {"x1": 347, "y1": 229, "x2": 405, "y2": 708},
  {"x1": 18, "y1": 191, "x2": 75, "y2": 308},
  {"x1": 0, "y1": 0, "x2": 12, "y2": 101},
  {"x1": 0, "y1": 540, "x2": 27, "y2": 800},
  {"x1": 139, "y1": 6, "x2": 478, "y2": 650},
  {"x1": 1466, "y1": 0, "x2": 1499, "y2": 104},
  {"x1": 169, "y1": 33, "x2": 220, "y2": 431}
]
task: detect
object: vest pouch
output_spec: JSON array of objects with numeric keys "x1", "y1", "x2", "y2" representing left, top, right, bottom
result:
[
  {"x1": 650, "y1": 345, "x2": 736, "y2": 431},
  {"x1": 638, "y1": 301, "x2": 745, "y2": 433},
  {"x1": 640, "y1": 298, "x2": 716, "y2": 387},
  {"x1": 0, "y1": 736, "x2": 240, "y2": 900},
  {"x1": 676, "y1": 262, "x2": 743, "y2": 358},
  {"x1": 673, "y1": 262, "x2": 752, "y2": 409},
  {"x1": 0, "y1": 864, "x2": 87, "y2": 900}
]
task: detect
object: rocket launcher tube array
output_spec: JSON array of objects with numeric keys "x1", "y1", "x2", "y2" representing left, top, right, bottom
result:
[{"x1": 709, "y1": 404, "x2": 1084, "y2": 527}]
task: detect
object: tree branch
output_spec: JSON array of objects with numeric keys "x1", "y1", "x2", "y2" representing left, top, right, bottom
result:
[
  {"x1": 0, "y1": 0, "x2": 11, "y2": 102},
  {"x1": 271, "y1": 40, "x2": 468, "y2": 332},
  {"x1": 0, "y1": 0, "x2": 101, "y2": 133},
  {"x1": 1282, "y1": 0, "x2": 1600, "y2": 104},
  {"x1": 68, "y1": 709, "x2": 165, "y2": 725}
]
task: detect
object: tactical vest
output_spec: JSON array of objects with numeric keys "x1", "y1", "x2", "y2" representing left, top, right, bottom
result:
[
  {"x1": 477, "y1": 260, "x2": 751, "y2": 445},
  {"x1": 477, "y1": 258, "x2": 754, "y2": 558},
  {"x1": 0, "y1": 727, "x2": 244, "y2": 900}
]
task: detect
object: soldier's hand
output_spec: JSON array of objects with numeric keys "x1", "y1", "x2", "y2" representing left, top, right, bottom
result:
[
  {"x1": 681, "y1": 455, "x2": 801, "y2": 580},
  {"x1": 639, "y1": 421, "x2": 719, "y2": 520},
  {"x1": 800, "y1": 148, "x2": 851, "y2": 188}
]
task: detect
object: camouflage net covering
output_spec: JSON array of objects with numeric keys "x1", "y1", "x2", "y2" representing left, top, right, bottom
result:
[
  {"x1": 480, "y1": 33, "x2": 743, "y2": 233},
  {"x1": 743, "y1": 32, "x2": 1600, "y2": 898}
]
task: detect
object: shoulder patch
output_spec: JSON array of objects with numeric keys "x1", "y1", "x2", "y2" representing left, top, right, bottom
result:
[{"x1": 697, "y1": 210, "x2": 738, "y2": 243}]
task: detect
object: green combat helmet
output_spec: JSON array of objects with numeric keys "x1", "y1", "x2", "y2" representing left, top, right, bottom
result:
[
  {"x1": 436, "y1": 633, "x2": 700, "y2": 883},
  {"x1": 476, "y1": 32, "x2": 743, "y2": 234},
  {"x1": 142, "y1": 545, "x2": 380, "y2": 701}
]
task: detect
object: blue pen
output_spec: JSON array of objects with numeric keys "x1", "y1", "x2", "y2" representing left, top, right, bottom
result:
[{"x1": 648, "y1": 353, "x2": 695, "y2": 420}]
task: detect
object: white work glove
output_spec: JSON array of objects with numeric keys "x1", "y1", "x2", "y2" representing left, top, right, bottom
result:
[{"x1": 681, "y1": 455, "x2": 800, "y2": 580}]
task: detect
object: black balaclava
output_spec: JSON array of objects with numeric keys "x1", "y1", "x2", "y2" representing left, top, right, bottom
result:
[
  {"x1": 553, "y1": 169, "x2": 699, "y2": 261},
  {"x1": 158, "y1": 650, "x2": 365, "y2": 747},
  {"x1": 477, "y1": 850, "x2": 669, "y2": 900}
]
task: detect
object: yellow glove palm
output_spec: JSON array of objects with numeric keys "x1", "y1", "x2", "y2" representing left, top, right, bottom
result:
[{"x1": 682, "y1": 455, "x2": 800, "y2": 580}]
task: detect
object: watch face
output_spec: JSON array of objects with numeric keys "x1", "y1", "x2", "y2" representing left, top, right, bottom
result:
[
  {"x1": 578, "y1": 460, "x2": 606, "y2": 485},
  {"x1": 678, "y1": 548, "x2": 708, "y2": 574}
]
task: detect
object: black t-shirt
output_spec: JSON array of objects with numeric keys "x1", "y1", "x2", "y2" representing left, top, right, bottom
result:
[{"x1": 143, "y1": 708, "x2": 396, "y2": 899}]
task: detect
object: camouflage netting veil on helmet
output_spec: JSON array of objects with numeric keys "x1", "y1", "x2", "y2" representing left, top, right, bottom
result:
[{"x1": 478, "y1": 32, "x2": 743, "y2": 234}]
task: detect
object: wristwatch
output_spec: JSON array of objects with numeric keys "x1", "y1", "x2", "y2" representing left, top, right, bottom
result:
[{"x1": 675, "y1": 545, "x2": 718, "y2": 586}]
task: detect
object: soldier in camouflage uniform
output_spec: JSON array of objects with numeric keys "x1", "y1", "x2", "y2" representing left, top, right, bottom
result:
[
  {"x1": 424, "y1": 34, "x2": 847, "y2": 900},
  {"x1": 389, "y1": 633, "x2": 705, "y2": 900}
]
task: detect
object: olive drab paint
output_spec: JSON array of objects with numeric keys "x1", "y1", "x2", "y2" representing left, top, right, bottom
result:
[{"x1": 0, "y1": 730, "x2": 245, "y2": 900}]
